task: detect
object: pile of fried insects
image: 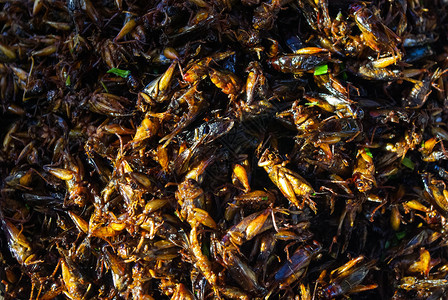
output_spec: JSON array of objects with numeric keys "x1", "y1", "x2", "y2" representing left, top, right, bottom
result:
[{"x1": 1, "y1": 0, "x2": 448, "y2": 299}]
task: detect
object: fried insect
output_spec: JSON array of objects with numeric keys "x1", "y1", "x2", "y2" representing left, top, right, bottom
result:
[
  {"x1": 353, "y1": 148, "x2": 377, "y2": 193},
  {"x1": 318, "y1": 256, "x2": 377, "y2": 299},
  {"x1": 1, "y1": 0, "x2": 448, "y2": 299},
  {"x1": 350, "y1": 2, "x2": 401, "y2": 55},
  {"x1": 258, "y1": 149, "x2": 316, "y2": 212}
]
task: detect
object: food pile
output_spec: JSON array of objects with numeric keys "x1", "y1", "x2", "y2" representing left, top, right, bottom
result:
[{"x1": 1, "y1": 0, "x2": 448, "y2": 299}]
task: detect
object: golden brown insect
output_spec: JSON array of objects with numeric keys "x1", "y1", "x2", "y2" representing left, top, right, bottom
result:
[
  {"x1": 2, "y1": 0, "x2": 448, "y2": 299},
  {"x1": 244, "y1": 61, "x2": 269, "y2": 105},
  {"x1": 219, "y1": 246, "x2": 266, "y2": 295},
  {"x1": 422, "y1": 173, "x2": 448, "y2": 217},
  {"x1": 232, "y1": 159, "x2": 251, "y2": 192},
  {"x1": 140, "y1": 61, "x2": 177, "y2": 105},
  {"x1": 271, "y1": 242, "x2": 322, "y2": 289},
  {"x1": 222, "y1": 206, "x2": 275, "y2": 246},
  {"x1": 352, "y1": 148, "x2": 376, "y2": 193},
  {"x1": 159, "y1": 84, "x2": 207, "y2": 148},
  {"x1": 318, "y1": 256, "x2": 377, "y2": 299},
  {"x1": 268, "y1": 53, "x2": 331, "y2": 74},
  {"x1": 347, "y1": 60, "x2": 401, "y2": 81},
  {"x1": 130, "y1": 116, "x2": 159, "y2": 147},
  {"x1": 88, "y1": 93, "x2": 132, "y2": 117},
  {"x1": 350, "y1": 2, "x2": 401, "y2": 55},
  {"x1": 175, "y1": 179, "x2": 218, "y2": 291},
  {"x1": 209, "y1": 68, "x2": 243, "y2": 100},
  {"x1": 2, "y1": 220, "x2": 35, "y2": 266},
  {"x1": 60, "y1": 256, "x2": 92, "y2": 300},
  {"x1": 183, "y1": 57, "x2": 212, "y2": 84},
  {"x1": 403, "y1": 68, "x2": 446, "y2": 108},
  {"x1": 258, "y1": 149, "x2": 316, "y2": 212},
  {"x1": 103, "y1": 247, "x2": 130, "y2": 293}
]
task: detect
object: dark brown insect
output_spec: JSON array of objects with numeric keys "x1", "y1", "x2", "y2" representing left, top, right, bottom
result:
[{"x1": 1, "y1": 0, "x2": 448, "y2": 299}]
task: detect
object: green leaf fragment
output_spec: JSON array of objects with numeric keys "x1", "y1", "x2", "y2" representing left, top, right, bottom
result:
[
  {"x1": 65, "y1": 75, "x2": 71, "y2": 86},
  {"x1": 107, "y1": 68, "x2": 130, "y2": 78},
  {"x1": 364, "y1": 148, "x2": 373, "y2": 158},
  {"x1": 314, "y1": 64, "x2": 328, "y2": 76},
  {"x1": 100, "y1": 81, "x2": 109, "y2": 93},
  {"x1": 338, "y1": 63, "x2": 348, "y2": 80},
  {"x1": 387, "y1": 174, "x2": 398, "y2": 181},
  {"x1": 262, "y1": 196, "x2": 269, "y2": 201},
  {"x1": 385, "y1": 240, "x2": 390, "y2": 249},
  {"x1": 396, "y1": 231, "x2": 406, "y2": 240},
  {"x1": 305, "y1": 101, "x2": 319, "y2": 106},
  {"x1": 336, "y1": 12, "x2": 343, "y2": 21},
  {"x1": 401, "y1": 157, "x2": 415, "y2": 170}
]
